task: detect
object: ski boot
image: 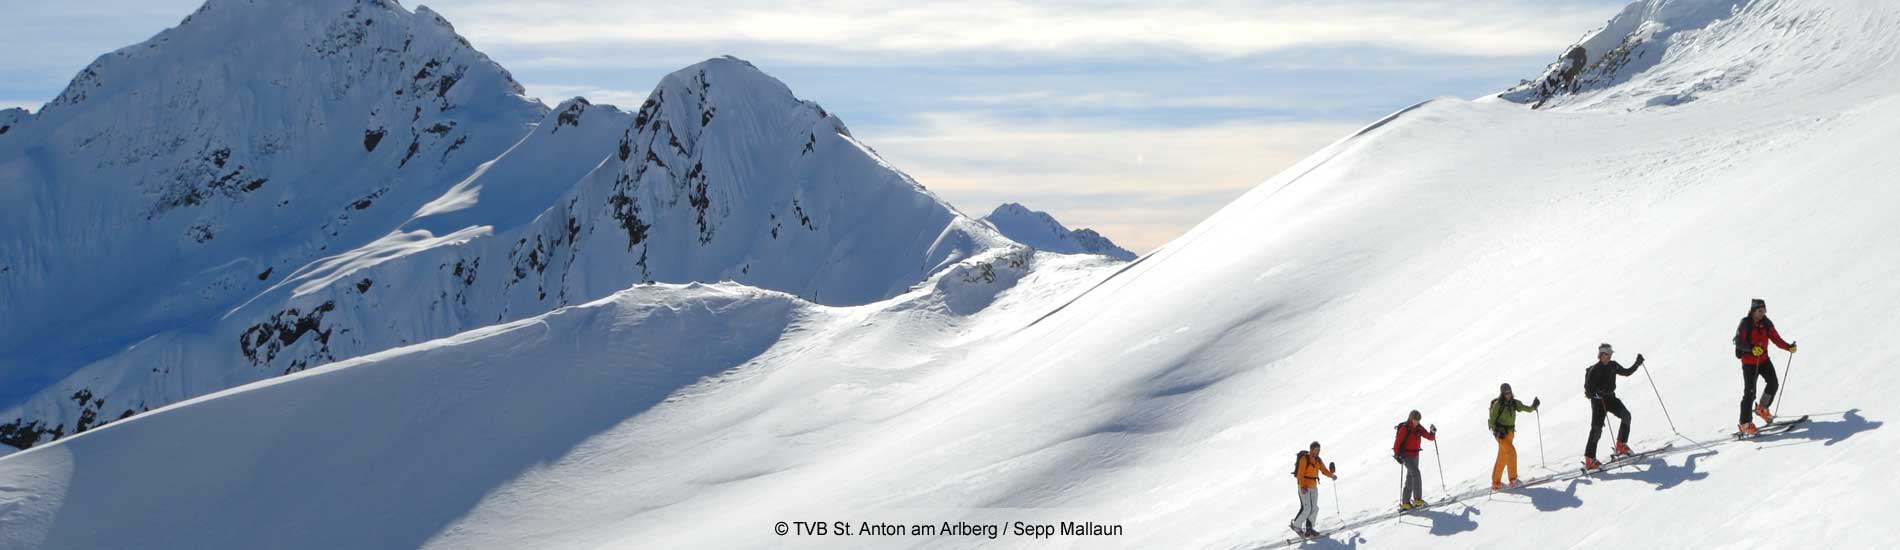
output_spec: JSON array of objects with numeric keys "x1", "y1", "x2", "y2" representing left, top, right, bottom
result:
[
  {"x1": 1509, "y1": 478, "x2": 1523, "y2": 489},
  {"x1": 1491, "y1": 480, "x2": 1504, "y2": 491},
  {"x1": 1411, "y1": 498, "x2": 1427, "y2": 509},
  {"x1": 1398, "y1": 501, "x2": 1413, "y2": 512},
  {"x1": 1582, "y1": 456, "x2": 1603, "y2": 470},
  {"x1": 1612, "y1": 441, "x2": 1632, "y2": 458},
  {"x1": 1739, "y1": 422, "x2": 1758, "y2": 438},
  {"x1": 1755, "y1": 403, "x2": 1775, "y2": 424}
]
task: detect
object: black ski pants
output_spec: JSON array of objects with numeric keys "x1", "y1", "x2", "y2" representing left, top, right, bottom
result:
[
  {"x1": 1586, "y1": 395, "x2": 1630, "y2": 459},
  {"x1": 1741, "y1": 359, "x2": 1780, "y2": 424}
]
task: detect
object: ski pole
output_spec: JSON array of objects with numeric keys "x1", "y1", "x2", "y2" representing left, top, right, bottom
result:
[
  {"x1": 1431, "y1": 437, "x2": 1449, "y2": 497},
  {"x1": 1641, "y1": 360, "x2": 1682, "y2": 434},
  {"x1": 1535, "y1": 409, "x2": 1546, "y2": 469},
  {"x1": 1774, "y1": 348, "x2": 1798, "y2": 418},
  {"x1": 1640, "y1": 359, "x2": 1708, "y2": 447},
  {"x1": 1330, "y1": 470, "x2": 1341, "y2": 519}
]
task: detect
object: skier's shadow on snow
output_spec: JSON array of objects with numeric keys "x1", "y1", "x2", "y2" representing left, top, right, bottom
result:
[
  {"x1": 1759, "y1": 408, "x2": 1882, "y2": 447},
  {"x1": 1407, "y1": 505, "x2": 1480, "y2": 536},
  {"x1": 1516, "y1": 478, "x2": 1589, "y2": 511},
  {"x1": 1596, "y1": 449, "x2": 1717, "y2": 491}
]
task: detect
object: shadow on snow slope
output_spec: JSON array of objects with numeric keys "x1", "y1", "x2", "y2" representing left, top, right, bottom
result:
[{"x1": 0, "y1": 285, "x2": 800, "y2": 550}]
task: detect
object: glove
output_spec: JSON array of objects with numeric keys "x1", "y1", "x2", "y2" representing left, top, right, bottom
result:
[
  {"x1": 1752, "y1": 345, "x2": 1765, "y2": 357},
  {"x1": 1429, "y1": 424, "x2": 1437, "y2": 434},
  {"x1": 1393, "y1": 454, "x2": 1402, "y2": 464},
  {"x1": 1634, "y1": 354, "x2": 1645, "y2": 367},
  {"x1": 1493, "y1": 428, "x2": 1507, "y2": 440},
  {"x1": 1532, "y1": 397, "x2": 1541, "y2": 410},
  {"x1": 1789, "y1": 342, "x2": 1798, "y2": 353}
]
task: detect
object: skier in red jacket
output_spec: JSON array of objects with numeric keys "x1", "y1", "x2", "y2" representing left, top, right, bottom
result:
[
  {"x1": 1392, "y1": 410, "x2": 1436, "y2": 510},
  {"x1": 1734, "y1": 298, "x2": 1797, "y2": 436}
]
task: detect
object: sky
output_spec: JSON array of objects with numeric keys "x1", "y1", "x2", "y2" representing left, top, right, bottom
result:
[{"x1": 0, "y1": 0, "x2": 1629, "y2": 252}]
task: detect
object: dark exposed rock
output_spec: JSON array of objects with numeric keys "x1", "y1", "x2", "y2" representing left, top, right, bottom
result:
[
  {"x1": 238, "y1": 300, "x2": 338, "y2": 369},
  {"x1": 364, "y1": 128, "x2": 386, "y2": 151},
  {"x1": 257, "y1": 267, "x2": 273, "y2": 280},
  {"x1": 0, "y1": 419, "x2": 58, "y2": 450},
  {"x1": 440, "y1": 135, "x2": 466, "y2": 162},
  {"x1": 452, "y1": 258, "x2": 479, "y2": 286},
  {"x1": 607, "y1": 191, "x2": 653, "y2": 251},
  {"x1": 188, "y1": 222, "x2": 216, "y2": 243},
  {"x1": 400, "y1": 138, "x2": 419, "y2": 166},
  {"x1": 554, "y1": 99, "x2": 588, "y2": 130},
  {"x1": 355, "y1": 278, "x2": 374, "y2": 293}
]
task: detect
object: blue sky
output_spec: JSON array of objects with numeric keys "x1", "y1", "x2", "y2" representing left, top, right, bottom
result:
[{"x1": 0, "y1": 0, "x2": 1628, "y2": 251}]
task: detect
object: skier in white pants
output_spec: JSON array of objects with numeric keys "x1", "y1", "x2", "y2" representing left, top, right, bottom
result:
[{"x1": 1290, "y1": 441, "x2": 1337, "y2": 537}]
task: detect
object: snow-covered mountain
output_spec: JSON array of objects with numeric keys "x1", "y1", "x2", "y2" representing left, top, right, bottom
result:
[
  {"x1": 7, "y1": 0, "x2": 1900, "y2": 549},
  {"x1": 982, "y1": 203, "x2": 1137, "y2": 260},
  {"x1": 1501, "y1": 0, "x2": 1761, "y2": 108},
  {"x1": 0, "y1": 0, "x2": 547, "y2": 408},
  {"x1": 0, "y1": 1, "x2": 1011, "y2": 452}
]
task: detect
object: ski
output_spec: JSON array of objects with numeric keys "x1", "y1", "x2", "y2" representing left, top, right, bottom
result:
[
  {"x1": 1285, "y1": 525, "x2": 1311, "y2": 542},
  {"x1": 1581, "y1": 443, "x2": 1677, "y2": 474},
  {"x1": 1767, "y1": 415, "x2": 1810, "y2": 430},
  {"x1": 1734, "y1": 415, "x2": 1809, "y2": 439}
]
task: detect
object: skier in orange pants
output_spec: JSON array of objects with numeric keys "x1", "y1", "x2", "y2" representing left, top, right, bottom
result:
[{"x1": 1488, "y1": 383, "x2": 1539, "y2": 489}]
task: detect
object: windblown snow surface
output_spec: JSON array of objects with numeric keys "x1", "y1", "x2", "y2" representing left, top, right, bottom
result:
[{"x1": 3, "y1": 0, "x2": 1899, "y2": 549}]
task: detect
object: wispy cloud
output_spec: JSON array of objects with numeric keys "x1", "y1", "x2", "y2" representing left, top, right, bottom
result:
[
  {"x1": 435, "y1": 0, "x2": 1618, "y2": 60},
  {"x1": 522, "y1": 84, "x2": 653, "y2": 108},
  {"x1": 859, "y1": 111, "x2": 1362, "y2": 252}
]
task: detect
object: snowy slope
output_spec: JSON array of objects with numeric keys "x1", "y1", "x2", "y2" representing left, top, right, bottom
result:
[
  {"x1": 983, "y1": 203, "x2": 1137, "y2": 260},
  {"x1": 5, "y1": 0, "x2": 1900, "y2": 549},
  {"x1": 0, "y1": 247, "x2": 1089, "y2": 550},
  {"x1": 0, "y1": 3, "x2": 1008, "y2": 452}
]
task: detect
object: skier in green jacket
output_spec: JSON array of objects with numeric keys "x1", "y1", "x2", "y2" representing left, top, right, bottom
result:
[{"x1": 1488, "y1": 383, "x2": 1539, "y2": 489}]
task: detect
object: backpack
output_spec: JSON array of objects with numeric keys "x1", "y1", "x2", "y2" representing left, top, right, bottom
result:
[
  {"x1": 1582, "y1": 365, "x2": 1593, "y2": 397},
  {"x1": 1292, "y1": 450, "x2": 1309, "y2": 477}
]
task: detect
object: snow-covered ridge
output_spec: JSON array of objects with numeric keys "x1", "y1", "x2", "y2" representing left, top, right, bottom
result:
[
  {"x1": 0, "y1": 249, "x2": 1117, "y2": 550},
  {"x1": 982, "y1": 203, "x2": 1136, "y2": 260},
  {"x1": 1498, "y1": 0, "x2": 1899, "y2": 110},
  {"x1": 1, "y1": 4, "x2": 1009, "y2": 452}
]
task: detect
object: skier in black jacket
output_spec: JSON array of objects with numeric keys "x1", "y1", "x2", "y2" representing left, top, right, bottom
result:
[{"x1": 1582, "y1": 342, "x2": 1643, "y2": 469}]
